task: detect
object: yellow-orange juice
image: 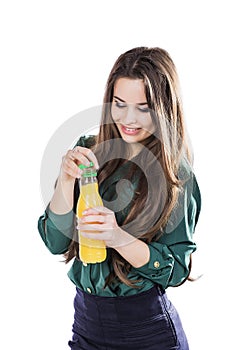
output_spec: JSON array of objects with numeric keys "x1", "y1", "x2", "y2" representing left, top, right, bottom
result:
[{"x1": 76, "y1": 176, "x2": 106, "y2": 264}]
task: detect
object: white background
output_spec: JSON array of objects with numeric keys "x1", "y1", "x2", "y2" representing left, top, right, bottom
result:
[{"x1": 1, "y1": 0, "x2": 232, "y2": 349}]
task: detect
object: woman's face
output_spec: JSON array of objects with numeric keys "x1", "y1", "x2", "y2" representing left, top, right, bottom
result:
[{"x1": 111, "y1": 78, "x2": 155, "y2": 144}]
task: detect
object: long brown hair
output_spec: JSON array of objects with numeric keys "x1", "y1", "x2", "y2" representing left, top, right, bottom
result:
[{"x1": 65, "y1": 47, "x2": 192, "y2": 287}]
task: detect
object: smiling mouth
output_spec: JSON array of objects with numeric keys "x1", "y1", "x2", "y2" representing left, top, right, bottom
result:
[{"x1": 121, "y1": 125, "x2": 141, "y2": 135}]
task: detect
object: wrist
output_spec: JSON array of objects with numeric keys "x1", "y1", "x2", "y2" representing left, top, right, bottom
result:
[
  {"x1": 114, "y1": 232, "x2": 150, "y2": 268},
  {"x1": 57, "y1": 174, "x2": 76, "y2": 187},
  {"x1": 50, "y1": 176, "x2": 75, "y2": 214}
]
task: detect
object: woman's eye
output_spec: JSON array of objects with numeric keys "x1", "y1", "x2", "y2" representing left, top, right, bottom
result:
[
  {"x1": 138, "y1": 107, "x2": 149, "y2": 113},
  {"x1": 115, "y1": 101, "x2": 126, "y2": 109}
]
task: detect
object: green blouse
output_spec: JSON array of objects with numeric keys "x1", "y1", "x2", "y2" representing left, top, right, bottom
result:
[{"x1": 38, "y1": 137, "x2": 201, "y2": 297}]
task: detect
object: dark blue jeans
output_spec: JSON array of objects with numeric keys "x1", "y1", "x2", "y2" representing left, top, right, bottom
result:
[{"x1": 68, "y1": 285, "x2": 189, "y2": 350}]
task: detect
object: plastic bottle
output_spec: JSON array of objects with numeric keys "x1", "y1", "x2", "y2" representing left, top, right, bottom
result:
[{"x1": 76, "y1": 162, "x2": 106, "y2": 263}]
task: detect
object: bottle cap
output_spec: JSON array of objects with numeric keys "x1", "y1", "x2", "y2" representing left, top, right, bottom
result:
[
  {"x1": 78, "y1": 162, "x2": 97, "y2": 177},
  {"x1": 78, "y1": 161, "x2": 94, "y2": 170}
]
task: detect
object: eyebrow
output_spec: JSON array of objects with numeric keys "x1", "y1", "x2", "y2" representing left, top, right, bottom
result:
[{"x1": 113, "y1": 95, "x2": 148, "y2": 106}]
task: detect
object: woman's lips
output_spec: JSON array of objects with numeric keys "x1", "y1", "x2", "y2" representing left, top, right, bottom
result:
[{"x1": 121, "y1": 125, "x2": 141, "y2": 135}]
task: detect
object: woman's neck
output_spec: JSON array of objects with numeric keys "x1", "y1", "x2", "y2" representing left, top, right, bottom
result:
[{"x1": 128, "y1": 143, "x2": 143, "y2": 160}]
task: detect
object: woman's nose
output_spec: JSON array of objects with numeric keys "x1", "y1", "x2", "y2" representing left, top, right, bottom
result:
[{"x1": 124, "y1": 105, "x2": 137, "y2": 124}]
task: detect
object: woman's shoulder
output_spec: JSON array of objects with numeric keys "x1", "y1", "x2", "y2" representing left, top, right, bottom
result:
[
  {"x1": 178, "y1": 157, "x2": 193, "y2": 181},
  {"x1": 74, "y1": 135, "x2": 97, "y2": 149}
]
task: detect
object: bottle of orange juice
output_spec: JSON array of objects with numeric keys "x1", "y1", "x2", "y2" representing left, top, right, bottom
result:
[{"x1": 76, "y1": 162, "x2": 106, "y2": 264}]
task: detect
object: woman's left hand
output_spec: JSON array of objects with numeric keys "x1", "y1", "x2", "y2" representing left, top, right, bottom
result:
[{"x1": 77, "y1": 207, "x2": 133, "y2": 248}]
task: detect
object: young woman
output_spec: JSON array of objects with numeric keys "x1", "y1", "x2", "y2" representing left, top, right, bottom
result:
[{"x1": 38, "y1": 47, "x2": 201, "y2": 350}]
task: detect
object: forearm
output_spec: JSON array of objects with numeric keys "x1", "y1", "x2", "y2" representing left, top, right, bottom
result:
[
  {"x1": 114, "y1": 230, "x2": 150, "y2": 268},
  {"x1": 49, "y1": 177, "x2": 75, "y2": 214}
]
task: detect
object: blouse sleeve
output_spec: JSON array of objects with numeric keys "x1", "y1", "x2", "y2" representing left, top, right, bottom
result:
[
  {"x1": 37, "y1": 207, "x2": 75, "y2": 254},
  {"x1": 131, "y1": 174, "x2": 201, "y2": 289}
]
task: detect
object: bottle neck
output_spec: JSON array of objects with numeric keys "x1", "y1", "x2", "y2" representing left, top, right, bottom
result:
[
  {"x1": 78, "y1": 165, "x2": 98, "y2": 190},
  {"x1": 79, "y1": 175, "x2": 97, "y2": 187}
]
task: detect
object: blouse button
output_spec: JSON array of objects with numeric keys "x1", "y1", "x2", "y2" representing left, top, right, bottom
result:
[
  {"x1": 153, "y1": 261, "x2": 160, "y2": 269},
  {"x1": 86, "y1": 287, "x2": 92, "y2": 294}
]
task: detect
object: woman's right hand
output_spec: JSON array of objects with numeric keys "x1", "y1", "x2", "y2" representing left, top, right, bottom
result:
[{"x1": 59, "y1": 146, "x2": 99, "y2": 183}]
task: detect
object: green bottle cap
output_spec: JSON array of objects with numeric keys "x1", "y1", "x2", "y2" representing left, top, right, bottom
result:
[
  {"x1": 78, "y1": 161, "x2": 94, "y2": 170},
  {"x1": 78, "y1": 162, "x2": 97, "y2": 177}
]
